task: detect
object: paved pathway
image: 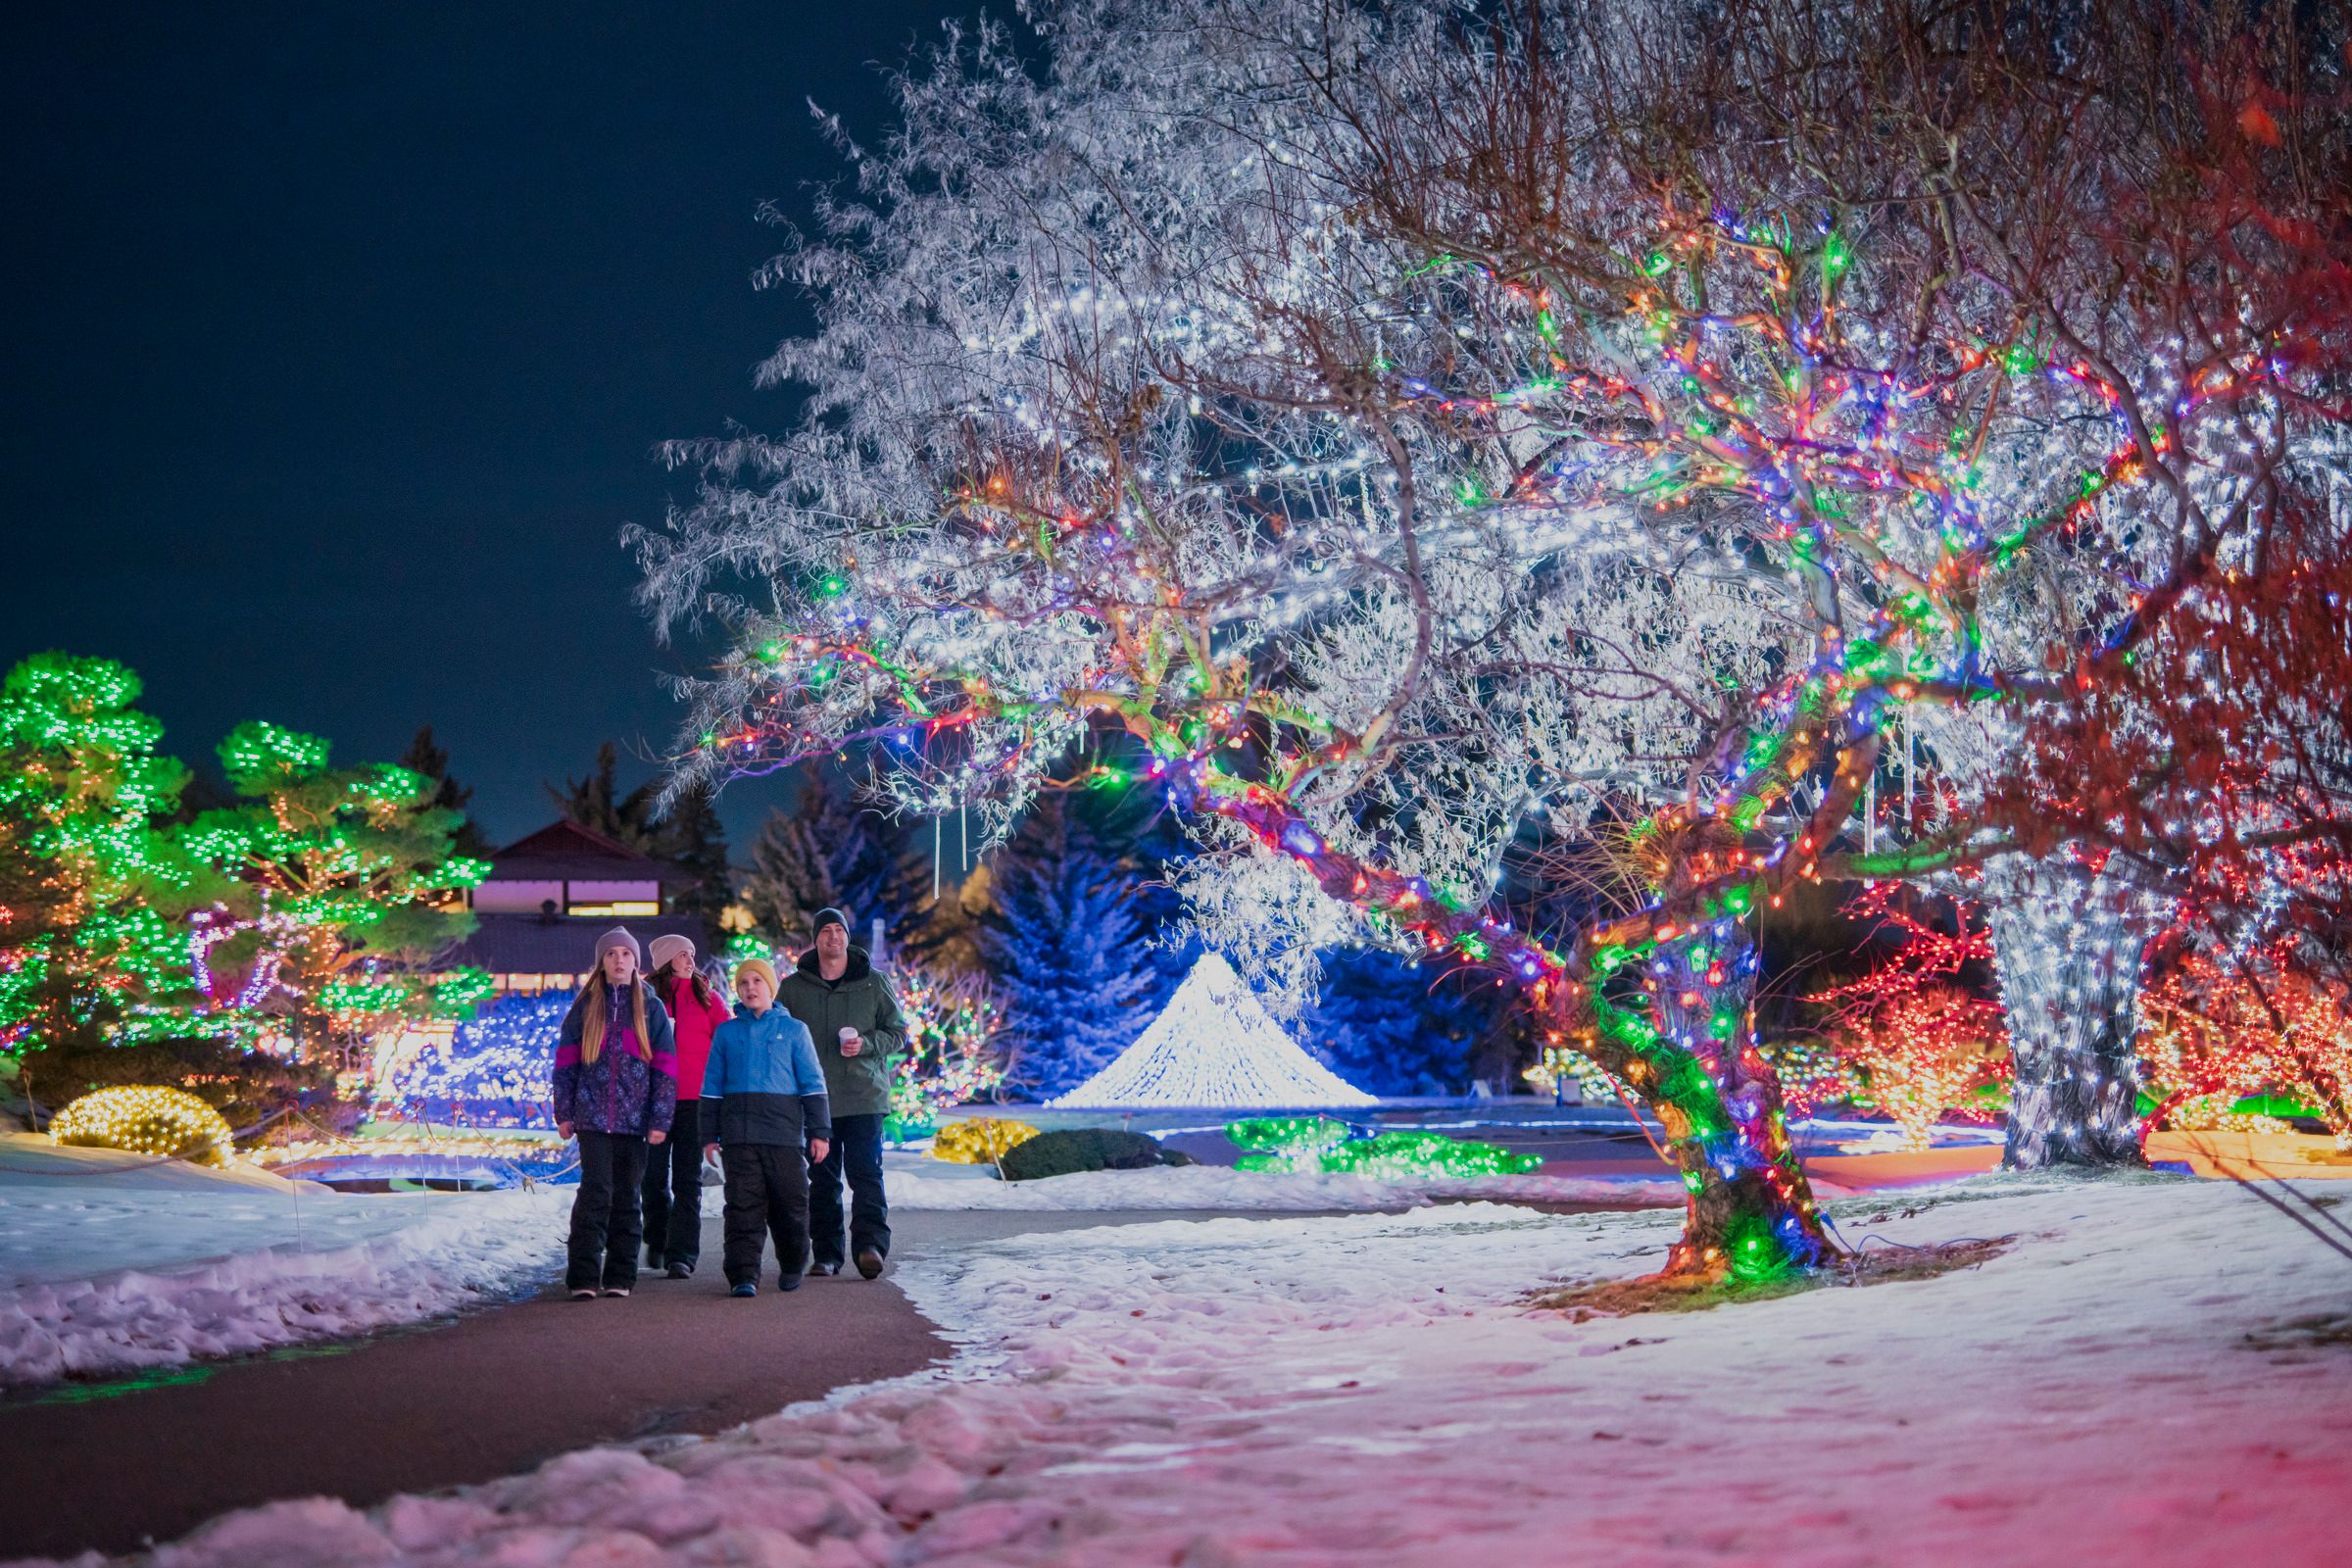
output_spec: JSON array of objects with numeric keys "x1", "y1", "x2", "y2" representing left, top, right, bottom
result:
[{"x1": 0, "y1": 1206, "x2": 1372, "y2": 1561}]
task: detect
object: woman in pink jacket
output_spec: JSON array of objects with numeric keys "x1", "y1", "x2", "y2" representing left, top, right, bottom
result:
[{"x1": 642, "y1": 933, "x2": 732, "y2": 1278}]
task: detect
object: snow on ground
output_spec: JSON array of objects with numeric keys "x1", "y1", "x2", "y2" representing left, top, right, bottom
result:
[
  {"x1": 887, "y1": 1158, "x2": 1688, "y2": 1210},
  {"x1": 0, "y1": 1135, "x2": 564, "y2": 1389},
  {"x1": 57, "y1": 1173, "x2": 2352, "y2": 1567}
]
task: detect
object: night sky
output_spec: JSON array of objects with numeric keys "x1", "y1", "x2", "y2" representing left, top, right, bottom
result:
[{"x1": 4, "y1": 2, "x2": 983, "y2": 851}]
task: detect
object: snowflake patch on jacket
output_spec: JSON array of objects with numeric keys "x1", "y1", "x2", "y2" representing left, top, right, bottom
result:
[{"x1": 551, "y1": 983, "x2": 679, "y2": 1136}]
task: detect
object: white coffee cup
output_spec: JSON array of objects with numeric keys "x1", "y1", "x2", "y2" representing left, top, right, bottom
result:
[{"x1": 839, "y1": 1025, "x2": 861, "y2": 1057}]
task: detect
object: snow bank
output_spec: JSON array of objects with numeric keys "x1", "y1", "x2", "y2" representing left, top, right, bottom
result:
[
  {"x1": 888, "y1": 1161, "x2": 1687, "y2": 1210},
  {"x1": 0, "y1": 1137, "x2": 564, "y2": 1389},
  {"x1": 49, "y1": 1173, "x2": 2351, "y2": 1567},
  {"x1": 3, "y1": 1137, "x2": 448, "y2": 1288}
]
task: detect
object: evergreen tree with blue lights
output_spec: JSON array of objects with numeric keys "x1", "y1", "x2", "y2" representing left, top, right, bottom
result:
[
  {"x1": 1305, "y1": 947, "x2": 1495, "y2": 1097},
  {"x1": 981, "y1": 796, "x2": 1157, "y2": 1099}
]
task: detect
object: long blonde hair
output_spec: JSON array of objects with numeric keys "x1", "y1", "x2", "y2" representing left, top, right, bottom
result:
[{"x1": 578, "y1": 970, "x2": 651, "y2": 1065}]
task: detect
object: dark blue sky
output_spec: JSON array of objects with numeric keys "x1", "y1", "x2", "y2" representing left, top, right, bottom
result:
[{"x1": 4, "y1": 2, "x2": 981, "y2": 851}]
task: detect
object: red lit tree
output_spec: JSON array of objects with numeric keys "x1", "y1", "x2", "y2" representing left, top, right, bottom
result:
[
  {"x1": 1810, "y1": 884, "x2": 2007, "y2": 1149},
  {"x1": 1838, "y1": 986, "x2": 2006, "y2": 1151},
  {"x1": 2140, "y1": 948, "x2": 2352, "y2": 1148}
]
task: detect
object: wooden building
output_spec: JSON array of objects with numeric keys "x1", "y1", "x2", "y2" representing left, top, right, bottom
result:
[{"x1": 439, "y1": 820, "x2": 710, "y2": 994}]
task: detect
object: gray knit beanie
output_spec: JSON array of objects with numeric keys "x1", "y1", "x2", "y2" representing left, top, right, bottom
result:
[
  {"x1": 595, "y1": 926, "x2": 643, "y2": 969},
  {"x1": 811, "y1": 907, "x2": 850, "y2": 938}
]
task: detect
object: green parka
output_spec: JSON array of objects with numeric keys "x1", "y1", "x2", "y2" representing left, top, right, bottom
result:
[{"x1": 774, "y1": 946, "x2": 907, "y2": 1117}]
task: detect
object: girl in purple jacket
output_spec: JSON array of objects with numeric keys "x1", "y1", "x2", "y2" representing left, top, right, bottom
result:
[{"x1": 553, "y1": 928, "x2": 678, "y2": 1298}]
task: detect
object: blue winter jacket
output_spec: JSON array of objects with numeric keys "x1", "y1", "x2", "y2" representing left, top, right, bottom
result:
[{"x1": 701, "y1": 1004, "x2": 832, "y2": 1146}]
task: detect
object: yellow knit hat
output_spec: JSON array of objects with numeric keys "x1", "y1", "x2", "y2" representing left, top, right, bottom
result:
[{"x1": 732, "y1": 956, "x2": 778, "y2": 995}]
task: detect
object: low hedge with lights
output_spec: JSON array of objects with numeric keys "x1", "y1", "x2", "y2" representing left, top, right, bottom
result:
[
  {"x1": 929, "y1": 1116, "x2": 1042, "y2": 1164},
  {"x1": 1227, "y1": 1115, "x2": 1542, "y2": 1179}
]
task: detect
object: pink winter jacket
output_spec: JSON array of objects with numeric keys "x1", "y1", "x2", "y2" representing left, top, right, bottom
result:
[{"x1": 655, "y1": 975, "x2": 733, "y2": 1102}]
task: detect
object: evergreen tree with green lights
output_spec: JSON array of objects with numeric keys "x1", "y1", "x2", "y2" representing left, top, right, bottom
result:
[
  {"x1": 0, "y1": 654, "x2": 220, "y2": 1065},
  {"x1": 185, "y1": 721, "x2": 488, "y2": 1071}
]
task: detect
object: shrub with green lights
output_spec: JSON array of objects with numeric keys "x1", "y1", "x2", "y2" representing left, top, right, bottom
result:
[{"x1": 1227, "y1": 1116, "x2": 1543, "y2": 1180}]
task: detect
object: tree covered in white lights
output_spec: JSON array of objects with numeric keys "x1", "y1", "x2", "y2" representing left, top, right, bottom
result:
[{"x1": 638, "y1": 0, "x2": 2350, "y2": 1277}]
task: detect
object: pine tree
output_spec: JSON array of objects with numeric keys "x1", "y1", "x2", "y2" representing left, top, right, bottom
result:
[
  {"x1": 1105, "y1": 796, "x2": 1200, "y2": 1009},
  {"x1": 549, "y1": 741, "x2": 635, "y2": 845},
  {"x1": 0, "y1": 802, "x2": 65, "y2": 1053},
  {"x1": 0, "y1": 654, "x2": 218, "y2": 1062},
  {"x1": 549, "y1": 742, "x2": 731, "y2": 918},
  {"x1": 879, "y1": 815, "x2": 987, "y2": 972},
  {"x1": 1304, "y1": 947, "x2": 1497, "y2": 1097},
  {"x1": 397, "y1": 725, "x2": 489, "y2": 858},
  {"x1": 743, "y1": 787, "x2": 851, "y2": 948},
  {"x1": 741, "y1": 767, "x2": 898, "y2": 953},
  {"x1": 647, "y1": 779, "x2": 733, "y2": 922},
  {"x1": 980, "y1": 796, "x2": 1157, "y2": 1099},
  {"x1": 189, "y1": 721, "x2": 488, "y2": 1070}
]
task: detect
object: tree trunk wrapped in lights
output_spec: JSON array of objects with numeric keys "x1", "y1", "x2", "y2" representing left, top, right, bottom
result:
[
  {"x1": 1981, "y1": 541, "x2": 2352, "y2": 1157},
  {"x1": 1621, "y1": 922, "x2": 1830, "y2": 1277},
  {"x1": 1154, "y1": 769, "x2": 1846, "y2": 1278},
  {"x1": 1984, "y1": 861, "x2": 2161, "y2": 1168}
]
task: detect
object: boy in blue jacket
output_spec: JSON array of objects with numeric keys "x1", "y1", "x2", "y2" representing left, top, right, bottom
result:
[{"x1": 702, "y1": 957, "x2": 832, "y2": 1297}]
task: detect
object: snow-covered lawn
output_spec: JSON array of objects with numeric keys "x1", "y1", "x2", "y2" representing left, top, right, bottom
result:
[
  {"x1": 887, "y1": 1156, "x2": 1688, "y2": 1210},
  {"x1": 0, "y1": 1135, "x2": 564, "y2": 1389},
  {"x1": 62, "y1": 1174, "x2": 2350, "y2": 1567}
]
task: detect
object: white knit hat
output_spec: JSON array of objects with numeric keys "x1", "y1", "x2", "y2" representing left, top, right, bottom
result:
[{"x1": 647, "y1": 933, "x2": 696, "y2": 973}]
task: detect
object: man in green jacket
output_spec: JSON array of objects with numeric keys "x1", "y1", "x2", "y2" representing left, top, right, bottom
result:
[{"x1": 775, "y1": 908, "x2": 907, "y2": 1278}]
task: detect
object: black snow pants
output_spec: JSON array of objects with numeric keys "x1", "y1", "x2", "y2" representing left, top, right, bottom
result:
[
  {"x1": 721, "y1": 1142, "x2": 810, "y2": 1287},
  {"x1": 808, "y1": 1111, "x2": 890, "y2": 1267},
  {"x1": 640, "y1": 1099, "x2": 704, "y2": 1269},
  {"x1": 568, "y1": 1130, "x2": 650, "y2": 1292}
]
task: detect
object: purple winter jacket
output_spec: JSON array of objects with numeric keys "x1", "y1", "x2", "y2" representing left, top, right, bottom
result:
[{"x1": 551, "y1": 983, "x2": 679, "y2": 1137}]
